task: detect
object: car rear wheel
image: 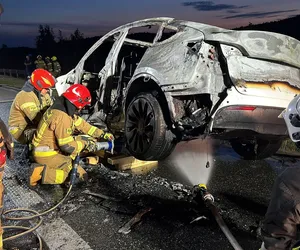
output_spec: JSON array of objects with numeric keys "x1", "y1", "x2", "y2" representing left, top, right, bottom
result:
[
  {"x1": 125, "y1": 92, "x2": 176, "y2": 161},
  {"x1": 230, "y1": 138, "x2": 283, "y2": 160}
]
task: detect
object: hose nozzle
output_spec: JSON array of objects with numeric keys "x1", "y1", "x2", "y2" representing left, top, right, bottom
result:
[
  {"x1": 96, "y1": 141, "x2": 114, "y2": 154},
  {"x1": 197, "y1": 183, "x2": 214, "y2": 203}
]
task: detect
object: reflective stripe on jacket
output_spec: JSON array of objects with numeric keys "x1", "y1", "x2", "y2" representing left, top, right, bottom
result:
[
  {"x1": 32, "y1": 109, "x2": 104, "y2": 159},
  {"x1": 8, "y1": 91, "x2": 52, "y2": 141}
]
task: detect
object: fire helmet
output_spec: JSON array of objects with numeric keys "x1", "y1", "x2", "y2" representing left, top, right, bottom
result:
[
  {"x1": 282, "y1": 94, "x2": 300, "y2": 142},
  {"x1": 30, "y1": 69, "x2": 56, "y2": 91},
  {"x1": 62, "y1": 84, "x2": 91, "y2": 109}
]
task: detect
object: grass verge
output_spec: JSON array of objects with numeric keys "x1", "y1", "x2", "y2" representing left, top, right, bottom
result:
[{"x1": 0, "y1": 76, "x2": 25, "y2": 89}]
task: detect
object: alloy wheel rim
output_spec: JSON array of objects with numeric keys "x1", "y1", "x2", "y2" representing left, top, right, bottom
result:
[{"x1": 126, "y1": 98, "x2": 155, "y2": 154}]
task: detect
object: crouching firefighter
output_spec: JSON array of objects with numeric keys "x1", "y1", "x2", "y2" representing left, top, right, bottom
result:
[
  {"x1": 8, "y1": 69, "x2": 55, "y2": 145},
  {"x1": 260, "y1": 94, "x2": 300, "y2": 250},
  {"x1": 0, "y1": 118, "x2": 14, "y2": 250},
  {"x1": 30, "y1": 84, "x2": 114, "y2": 186}
]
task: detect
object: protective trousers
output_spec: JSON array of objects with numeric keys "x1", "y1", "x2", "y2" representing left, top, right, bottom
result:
[
  {"x1": 261, "y1": 167, "x2": 300, "y2": 250},
  {"x1": 33, "y1": 153, "x2": 87, "y2": 184}
]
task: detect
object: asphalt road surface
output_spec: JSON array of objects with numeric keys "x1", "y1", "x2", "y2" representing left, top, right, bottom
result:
[
  {"x1": 0, "y1": 85, "x2": 18, "y2": 102},
  {"x1": 0, "y1": 86, "x2": 298, "y2": 250}
]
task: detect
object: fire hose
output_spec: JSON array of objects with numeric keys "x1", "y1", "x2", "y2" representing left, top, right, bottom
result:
[
  {"x1": 194, "y1": 184, "x2": 244, "y2": 250},
  {"x1": 2, "y1": 141, "x2": 114, "y2": 249}
]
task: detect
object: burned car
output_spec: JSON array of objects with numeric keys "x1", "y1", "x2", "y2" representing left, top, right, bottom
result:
[{"x1": 55, "y1": 17, "x2": 300, "y2": 161}]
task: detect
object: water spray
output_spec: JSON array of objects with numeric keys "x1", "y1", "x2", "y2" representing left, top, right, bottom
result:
[{"x1": 193, "y1": 184, "x2": 244, "y2": 250}]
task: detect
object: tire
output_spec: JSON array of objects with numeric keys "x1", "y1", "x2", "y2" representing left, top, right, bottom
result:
[
  {"x1": 230, "y1": 138, "x2": 283, "y2": 160},
  {"x1": 125, "y1": 92, "x2": 176, "y2": 161}
]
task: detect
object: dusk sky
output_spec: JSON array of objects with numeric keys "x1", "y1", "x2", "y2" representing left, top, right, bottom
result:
[{"x1": 0, "y1": 0, "x2": 299, "y2": 47}]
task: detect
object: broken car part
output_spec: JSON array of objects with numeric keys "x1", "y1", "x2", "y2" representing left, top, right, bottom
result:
[
  {"x1": 82, "y1": 190, "x2": 122, "y2": 202},
  {"x1": 118, "y1": 207, "x2": 152, "y2": 235}
]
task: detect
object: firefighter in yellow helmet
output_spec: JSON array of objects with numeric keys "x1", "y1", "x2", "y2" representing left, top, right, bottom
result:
[
  {"x1": 0, "y1": 118, "x2": 14, "y2": 250},
  {"x1": 30, "y1": 84, "x2": 114, "y2": 186},
  {"x1": 51, "y1": 56, "x2": 61, "y2": 77},
  {"x1": 34, "y1": 55, "x2": 46, "y2": 69},
  {"x1": 8, "y1": 69, "x2": 56, "y2": 145}
]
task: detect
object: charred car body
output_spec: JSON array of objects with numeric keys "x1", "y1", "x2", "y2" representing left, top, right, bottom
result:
[{"x1": 55, "y1": 17, "x2": 300, "y2": 160}]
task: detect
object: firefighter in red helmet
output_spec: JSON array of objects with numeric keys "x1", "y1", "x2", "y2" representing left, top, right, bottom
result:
[
  {"x1": 30, "y1": 84, "x2": 114, "y2": 186},
  {"x1": 8, "y1": 69, "x2": 56, "y2": 145}
]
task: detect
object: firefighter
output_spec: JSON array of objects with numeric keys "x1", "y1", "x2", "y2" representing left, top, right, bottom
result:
[
  {"x1": 0, "y1": 118, "x2": 14, "y2": 250},
  {"x1": 30, "y1": 84, "x2": 114, "y2": 186},
  {"x1": 45, "y1": 56, "x2": 53, "y2": 74},
  {"x1": 34, "y1": 55, "x2": 46, "y2": 69},
  {"x1": 8, "y1": 69, "x2": 56, "y2": 145},
  {"x1": 51, "y1": 56, "x2": 61, "y2": 77},
  {"x1": 260, "y1": 94, "x2": 300, "y2": 250},
  {"x1": 24, "y1": 54, "x2": 34, "y2": 77}
]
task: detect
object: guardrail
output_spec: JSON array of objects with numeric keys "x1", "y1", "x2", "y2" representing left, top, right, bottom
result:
[{"x1": 0, "y1": 69, "x2": 26, "y2": 78}]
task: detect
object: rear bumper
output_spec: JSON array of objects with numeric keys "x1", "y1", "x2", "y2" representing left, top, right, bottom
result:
[
  {"x1": 209, "y1": 87, "x2": 293, "y2": 137},
  {"x1": 212, "y1": 106, "x2": 287, "y2": 136}
]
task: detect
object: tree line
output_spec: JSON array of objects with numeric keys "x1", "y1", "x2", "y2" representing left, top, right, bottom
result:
[{"x1": 0, "y1": 15, "x2": 299, "y2": 73}]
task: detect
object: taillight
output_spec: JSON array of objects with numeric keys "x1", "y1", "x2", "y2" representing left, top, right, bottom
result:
[{"x1": 226, "y1": 106, "x2": 256, "y2": 111}]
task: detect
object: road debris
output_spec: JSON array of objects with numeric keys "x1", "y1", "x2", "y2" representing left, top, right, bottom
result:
[
  {"x1": 190, "y1": 215, "x2": 209, "y2": 224},
  {"x1": 118, "y1": 207, "x2": 152, "y2": 235},
  {"x1": 82, "y1": 190, "x2": 122, "y2": 202}
]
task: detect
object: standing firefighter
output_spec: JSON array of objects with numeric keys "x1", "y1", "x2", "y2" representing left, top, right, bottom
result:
[
  {"x1": 260, "y1": 94, "x2": 300, "y2": 250},
  {"x1": 34, "y1": 55, "x2": 46, "y2": 69},
  {"x1": 51, "y1": 56, "x2": 61, "y2": 77},
  {"x1": 45, "y1": 56, "x2": 53, "y2": 74},
  {"x1": 8, "y1": 69, "x2": 55, "y2": 145},
  {"x1": 30, "y1": 84, "x2": 114, "y2": 186},
  {"x1": 24, "y1": 54, "x2": 34, "y2": 77},
  {"x1": 0, "y1": 118, "x2": 14, "y2": 250}
]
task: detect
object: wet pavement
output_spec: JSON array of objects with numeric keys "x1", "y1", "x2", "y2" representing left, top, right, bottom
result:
[{"x1": 0, "y1": 93, "x2": 298, "y2": 250}]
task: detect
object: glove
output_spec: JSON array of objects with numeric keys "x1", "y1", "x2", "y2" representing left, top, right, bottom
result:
[
  {"x1": 85, "y1": 139, "x2": 98, "y2": 152},
  {"x1": 102, "y1": 133, "x2": 114, "y2": 142},
  {"x1": 0, "y1": 118, "x2": 14, "y2": 160}
]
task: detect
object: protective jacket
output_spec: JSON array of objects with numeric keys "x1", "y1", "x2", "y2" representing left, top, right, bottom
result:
[
  {"x1": 52, "y1": 61, "x2": 61, "y2": 77},
  {"x1": 31, "y1": 97, "x2": 104, "y2": 184},
  {"x1": 8, "y1": 81, "x2": 53, "y2": 144},
  {"x1": 34, "y1": 59, "x2": 46, "y2": 69},
  {"x1": 32, "y1": 97, "x2": 104, "y2": 159}
]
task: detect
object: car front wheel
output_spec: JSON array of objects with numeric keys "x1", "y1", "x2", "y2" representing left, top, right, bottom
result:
[{"x1": 125, "y1": 92, "x2": 176, "y2": 161}]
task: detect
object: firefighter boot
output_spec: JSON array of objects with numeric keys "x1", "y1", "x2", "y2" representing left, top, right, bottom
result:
[{"x1": 29, "y1": 163, "x2": 45, "y2": 187}]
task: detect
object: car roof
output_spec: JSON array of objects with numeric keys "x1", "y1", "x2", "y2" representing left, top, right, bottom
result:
[{"x1": 117, "y1": 17, "x2": 300, "y2": 69}]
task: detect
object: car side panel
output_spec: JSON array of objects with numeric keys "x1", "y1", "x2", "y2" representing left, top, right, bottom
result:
[{"x1": 134, "y1": 27, "x2": 225, "y2": 103}]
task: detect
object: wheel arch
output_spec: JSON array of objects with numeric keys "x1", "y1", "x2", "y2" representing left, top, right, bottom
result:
[{"x1": 124, "y1": 74, "x2": 175, "y2": 128}]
